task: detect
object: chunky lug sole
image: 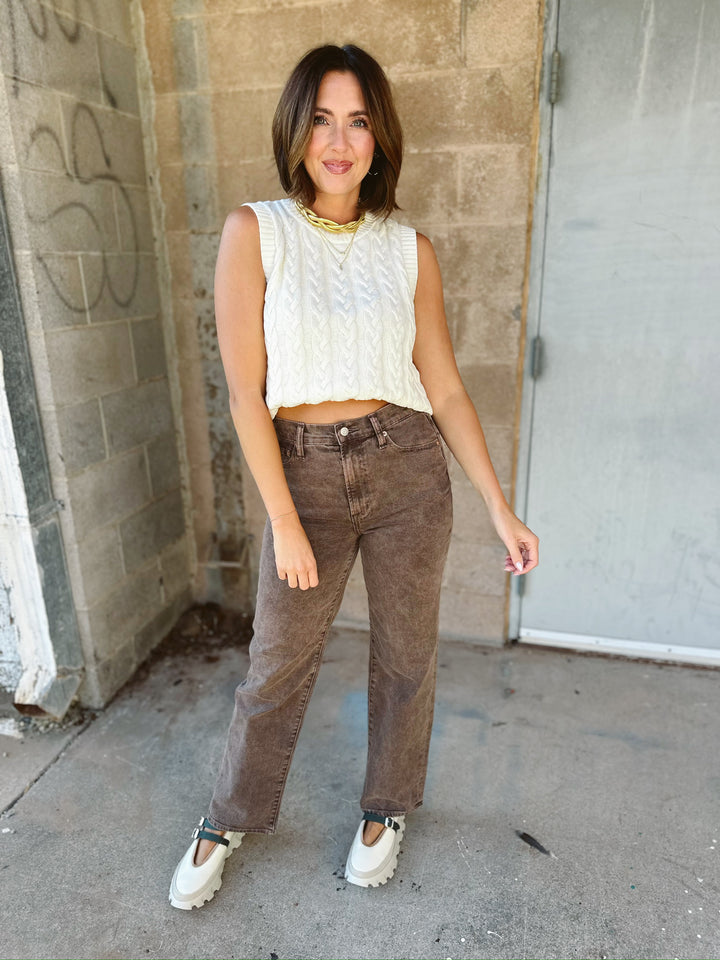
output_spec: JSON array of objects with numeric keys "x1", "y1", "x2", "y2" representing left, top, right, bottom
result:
[
  {"x1": 169, "y1": 832, "x2": 243, "y2": 910},
  {"x1": 344, "y1": 818, "x2": 406, "y2": 888}
]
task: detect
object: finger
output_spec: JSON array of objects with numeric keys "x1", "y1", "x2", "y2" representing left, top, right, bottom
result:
[
  {"x1": 297, "y1": 571, "x2": 310, "y2": 591},
  {"x1": 286, "y1": 570, "x2": 298, "y2": 588},
  {"x1": 308, "y1": 565, "x2": 319, "y2": 589},
  {"x1": 507, "y1": 545, "x2": 524, "y2": 573}
]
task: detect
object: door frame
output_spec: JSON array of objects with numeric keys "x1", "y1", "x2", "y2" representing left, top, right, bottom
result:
[{"x1": 508, "y1": 0, "x2": 559, "y2": 640}]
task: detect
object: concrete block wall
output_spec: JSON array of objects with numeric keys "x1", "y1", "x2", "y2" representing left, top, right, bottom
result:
[
  {"x1": 139, "y1": 0, "x2": 543, "y2": 643},
  {"x1": 0, "y1": 0, "x2": 192, "y2": 705}
]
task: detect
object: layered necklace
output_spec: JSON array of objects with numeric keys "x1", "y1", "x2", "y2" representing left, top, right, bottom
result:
[{"x1": 295, "y1": 200, "x2": 365, "y2": 270}]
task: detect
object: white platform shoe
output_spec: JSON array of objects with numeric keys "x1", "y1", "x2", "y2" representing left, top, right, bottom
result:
[
  {"x1": 169, "y1": 817, "x2": 244, "y2": 909},
  {"x1": 344, "y1": 812, "x2": 405, "y2": 888}
]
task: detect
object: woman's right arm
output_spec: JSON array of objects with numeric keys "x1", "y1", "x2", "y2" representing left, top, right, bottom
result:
[{"x1": 214, "y1": 206, "x2": 319, "y2": 590}]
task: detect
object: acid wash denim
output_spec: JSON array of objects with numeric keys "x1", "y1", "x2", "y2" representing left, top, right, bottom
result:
[{"x1": 207, "y1": 403, "x2": 453, "y2": 834}]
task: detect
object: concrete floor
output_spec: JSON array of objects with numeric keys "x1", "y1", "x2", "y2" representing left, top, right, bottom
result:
[{"x1": 0, "y1": 625, "x2": 718, "y2": 960}]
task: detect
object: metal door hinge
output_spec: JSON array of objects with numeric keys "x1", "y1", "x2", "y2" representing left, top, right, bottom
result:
[
  {"x1": 549, "y1": 49, "x2": 561, "y2": 104},
  {"x1": 531, "y1": 336, "x2": 543, "y2": 379}
]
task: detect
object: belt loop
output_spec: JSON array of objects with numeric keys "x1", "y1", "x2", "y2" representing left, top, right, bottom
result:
[
  {"x1": 295, "y1": 423, "x2": 305, "y2": 458},
  {"x1": 369, "y1": 414, "x2": 386, "y2": 447}
]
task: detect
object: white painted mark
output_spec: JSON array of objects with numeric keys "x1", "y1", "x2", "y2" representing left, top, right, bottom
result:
[{"x1": 0, "y1": 718, "x2": 23, "y2": 739}]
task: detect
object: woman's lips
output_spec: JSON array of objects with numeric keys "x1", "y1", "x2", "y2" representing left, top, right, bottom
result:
[{"x1": 322, "y1": 161, "x2": 353, "y2": 175}]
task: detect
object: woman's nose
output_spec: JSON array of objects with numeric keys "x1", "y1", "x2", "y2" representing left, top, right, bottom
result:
[{"x1": 329, "y1": 124, "x2": 349, "y2": 151}]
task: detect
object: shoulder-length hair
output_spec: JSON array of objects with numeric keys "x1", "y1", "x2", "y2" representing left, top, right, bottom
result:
[{"x1": 272, "y1": 44, "x2": 402, "y2": 219}]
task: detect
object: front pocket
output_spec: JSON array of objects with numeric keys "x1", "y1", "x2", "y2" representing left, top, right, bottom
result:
[{"x1": 382, "y1": 412, "x2": 440, "y2": 451}]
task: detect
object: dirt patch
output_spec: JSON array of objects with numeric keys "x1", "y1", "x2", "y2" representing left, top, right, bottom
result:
[{"x1": 128, "y1": 602, "x2": 253, "y2": 688}]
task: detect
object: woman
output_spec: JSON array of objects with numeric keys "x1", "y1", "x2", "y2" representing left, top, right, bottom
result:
[{"x1": 170, "y1": 43, "x2": 538, "y2": 910}]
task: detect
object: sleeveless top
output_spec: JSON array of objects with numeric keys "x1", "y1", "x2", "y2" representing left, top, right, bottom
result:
[{"x1": 244, "y1": 198, "x2": 433, "y2": 418}]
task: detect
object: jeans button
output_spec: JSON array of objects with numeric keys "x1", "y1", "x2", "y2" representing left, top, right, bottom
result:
[{"x1": 339, "y1": 426, "x2": 349, "y2": 437}]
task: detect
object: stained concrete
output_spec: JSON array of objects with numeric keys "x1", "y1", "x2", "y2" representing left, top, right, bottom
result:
[{"x1": 0, "y1": 626, "x2": 718, "y2": 960}]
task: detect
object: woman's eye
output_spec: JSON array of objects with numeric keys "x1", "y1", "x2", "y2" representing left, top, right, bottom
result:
[
  {"x1": 313, "y1": 115, "x2": 329, "y2": 125},
  {"x1": 351, "y1": 117, "x2": 369, "y2": 128}
]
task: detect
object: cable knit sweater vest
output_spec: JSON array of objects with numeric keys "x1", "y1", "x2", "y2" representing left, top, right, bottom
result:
[{"x1": 245, "y1": 199, "x2": 433, "y2": 418}]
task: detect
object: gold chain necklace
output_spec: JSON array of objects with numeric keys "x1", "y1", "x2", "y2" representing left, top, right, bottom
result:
[{"x1": 295, "y1": 200, "x2": 365, "y2": 270}]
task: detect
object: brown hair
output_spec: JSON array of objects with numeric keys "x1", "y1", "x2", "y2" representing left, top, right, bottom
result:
[{"x1": 272, "y1": 44, "x2": 402, "y2": 219}]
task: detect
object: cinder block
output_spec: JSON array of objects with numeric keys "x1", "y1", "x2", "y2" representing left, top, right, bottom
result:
[
  {"x1": 52, "y1": 0, "x2": 133, "y2": 46},
  {"x1": 59, "y1": 98, "x2": 147, "y2": 187},
  {"x1": 0, "y1": 165, "x2": 31, "y2": 252},
  {"x1": 97, "y1": 33, "x2": 140, "y2": 115},
  {"x1": 3, "y1": 79, "x2": 67, "y2": 174},
  {"x1": 157, "y1": 163, "x2": 188, "y2": 231},
  {"x1": 67, "y1": 448, "x2": 150, "y2": 541},
  {"x1": 120, "y1": 488, "x2": 186, "y2": 573},
  {"x1": 395, "y1": 65, "x2": 533, "y2": 150},
  {"x1": 55, "y1": 398, "x2": 107, "y2": 474},
  {"x1": 444, "y1": 296, "x2": 522, "y2": 366},
  {"x1": 215, "y1": 158, "x2": 284, "y2": 215},
  {"x1": 153, "y1": 95, "x2": 184, "y2": 167},
  {"x1": 173, "y1": 0, "x2": 206, "y2": 15},
  {"x1": 431, "y1": 224, "x2": 527, "y2": 300},
  {"x1": 160, "y1": 536, "x2": 192, "y2": 600},
  {"x1": 139, "y1": 0, "x2": 178, "y2": 95},
  {"x1": 134, "y1": 587, "x2": 192, "y2": 664},
  {"x1": 187, "y1": 233, "x2": 219, "y2": 298},
  {"x1": 195, "y1": 299, "x2": 220, "y2": 363},
  {"x1": 395, "y1": 151, "x2": 459, "y2": 223},
  {"x1": 22, "y1": 251, "x2": 87, "y2": 329},
  {"x1": 91, "y1": 641, "x2": 136, "y2": 706},
  {"x1": 0, "y1": 3, "x2": 44, "y2": 94},
  {"x1": 87, "y1": 559, "x2": 163, "y2": 659},
  {"x1": 165, "y1": 233, "x2": 194, "y2": 300},
  {"x1": 131, "y1": 315, "x2": 168, "y2": 381},
  {"x1": 464, "y1": 0, "x2": 541, "y2": 67},
  {"x1": 172, "y1": 17, "x2": 200, "y2": 91},
  {"x1": 205, "y1": 7, "x2": 323, "y2": 88},
  {"x1": 116, "y1": 184, "x2": 156, "y2": 254},
  {"x1": 177, "y1": 94, "x2": 214, "y2": 163},
  {"x1": 21, "y1": 169, "x2": 117, "y2": 254},
  {"x1": 102, "y1": 378, "x2": 174, "y2": 455},
  {"x1": 459, "y1": 145, "x2": 531, "y2": 224},
  {"x1": 323, "y1": 0, "x2": 462, "y2": 73},
  {"x1": 212, "y1": 89, "x2": 275, "y2": 166},
  {"x1": 2, "y1": 7, "x2": 102, "y2": 103},
  {"x1": 45, "y1": 321, "x2": 135, "y2": 405},
  {"x1": 458, "y1": 361, "x2": 518, "y2": 428},
  {"x1": 439, "y1": 589, "x2": 506, "y2": 644},
  {"x1": 146, "y1": 431, "x2": 182, "y2": 498},
  {"x1": 76, "y1": 523, "x2": 125, "y2": 604},
  {"x1": 183, "y1": 164, "x2": 219, "y2": 231},
  {"x1": 445, "y1": 538, "x2": 508, "y2": 596},
  {"x1": 83, "y1": 252, "x2": 160, "y2": 324}
]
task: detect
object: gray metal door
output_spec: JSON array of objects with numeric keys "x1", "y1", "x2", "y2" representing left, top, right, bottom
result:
[{"x1": 515, "y1": 0, "x2": 720, "y2": 664}]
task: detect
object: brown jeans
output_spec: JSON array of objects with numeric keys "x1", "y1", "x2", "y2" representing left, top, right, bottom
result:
[{"x1": 207, "y1": 404, "x2": 453, "y2": 833}]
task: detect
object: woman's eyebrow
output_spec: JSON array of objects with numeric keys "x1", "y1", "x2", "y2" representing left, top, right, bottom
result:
[{"x1": 314, "y1": 107, "x2": 369, "y2": 118}]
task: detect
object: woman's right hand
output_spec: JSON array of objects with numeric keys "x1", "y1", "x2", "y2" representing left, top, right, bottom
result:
[{"x1": 271, "y1": 513, "x2": 319, "y2": 589}]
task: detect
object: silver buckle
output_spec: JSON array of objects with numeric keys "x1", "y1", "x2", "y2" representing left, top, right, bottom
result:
[{"x1": 384, "y1": 816, "x2": 395, "y2": 829}]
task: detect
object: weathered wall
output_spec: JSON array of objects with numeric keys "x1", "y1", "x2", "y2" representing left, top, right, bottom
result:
[
  {"x1": 0, "y1": 0, "x2": 192, "y2": 705},
  {"x1": 139, "y1": 0, "x2": 542, "y2": 642}
]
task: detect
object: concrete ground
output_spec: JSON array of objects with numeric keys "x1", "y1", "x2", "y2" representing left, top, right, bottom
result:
[{"x1": 0, "y1": 622, "x2": 718, "y2": 960}]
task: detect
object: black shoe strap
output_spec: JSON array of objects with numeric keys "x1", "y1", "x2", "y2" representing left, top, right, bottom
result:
[{"x1": 363, "y1": 811, "x2": 400, "y2": 831}]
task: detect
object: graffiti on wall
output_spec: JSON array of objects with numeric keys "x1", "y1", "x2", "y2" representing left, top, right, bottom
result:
[{"x1": 5, "y1": 0, "x2": 140, "y2": 314}]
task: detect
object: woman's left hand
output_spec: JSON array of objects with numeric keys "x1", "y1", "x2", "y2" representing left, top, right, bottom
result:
[{"x1": 492, "y1": 509, "x2": 539, "y2": 576}]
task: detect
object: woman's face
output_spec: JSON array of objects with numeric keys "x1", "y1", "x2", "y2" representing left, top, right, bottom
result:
[{"x1": 303, "y1": 70, "x2": 376, "y2": 205}]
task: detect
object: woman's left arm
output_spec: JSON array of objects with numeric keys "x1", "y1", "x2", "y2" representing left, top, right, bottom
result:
[{"x1": 412, "y1": 233, "x2": 539, "y2": 576}]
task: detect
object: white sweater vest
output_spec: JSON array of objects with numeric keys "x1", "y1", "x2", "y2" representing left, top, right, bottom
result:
[{"x1": 245, "y1": 199, "x2": 433, "y2": 419}]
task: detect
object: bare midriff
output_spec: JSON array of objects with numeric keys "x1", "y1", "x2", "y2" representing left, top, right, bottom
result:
[{"x1": 275, "y1": 398, "x2": 387, "y2": 424}]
